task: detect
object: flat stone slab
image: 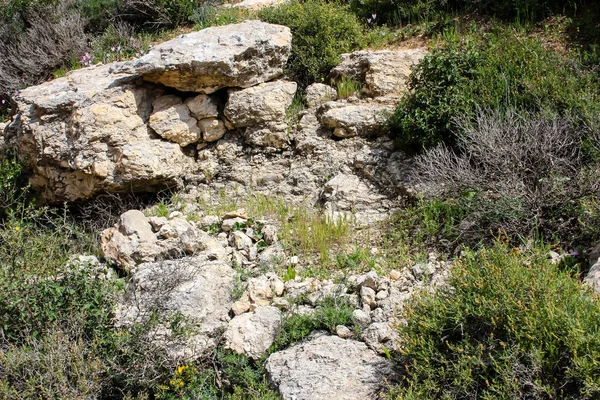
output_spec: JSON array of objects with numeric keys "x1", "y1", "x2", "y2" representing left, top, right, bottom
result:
[{"x1": 265, "y1": 333, "x2": 397, "y2": 400}]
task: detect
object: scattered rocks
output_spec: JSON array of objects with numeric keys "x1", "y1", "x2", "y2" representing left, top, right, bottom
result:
[{"x1": 265, "y1": 333, "x2": 397, "y2": 400}]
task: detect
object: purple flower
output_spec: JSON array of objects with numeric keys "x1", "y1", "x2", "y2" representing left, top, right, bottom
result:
[
  {"x1": 372, "y1": 13, "x2": 377, "y2": 19},
  {"x1": 367, "y1": 18, "x2": 372, "y2": 24},
  {"x1": 570, "y1": 251, "x2": 580, "y2": 257},
  {"x1": 1, "y1": 99, "x2": 5, "y2": 104}
]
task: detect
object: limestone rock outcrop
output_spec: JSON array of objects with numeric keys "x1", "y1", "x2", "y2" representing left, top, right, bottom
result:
[
  {"x1": 330, "y1": 49, "x2": 427, "y2": 97},
  {"x1": 317, "y1": 101, "x2": 392, "y2": 138},
  {"x1": 6, "y1": 64, "x2": 194, "y2": 202},
  {"x1": 6, "y1": 21, "x2": 294, "y2": 203},
  {"x1": 117, "y1": 257, "x2": 235, "y2": 358},
  {"x1": 127, "y1": 20, "x2": 292, "y2": 93},
  {"x1": 265, "y1": 333, "x2": 397, "y2": 400}
]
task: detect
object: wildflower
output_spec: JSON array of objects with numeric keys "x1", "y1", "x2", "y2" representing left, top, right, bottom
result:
[
  {"x1": 372, "y1": 13, "x2": 377, "y2": 19},
  {"x1": 571, "y1": 251, "x2": 580, "y2": 257},
  {"x1": 14, "y1": 226, "x2": 19, "y2": 231},
  {"x1": 367, "y1": 18, "x2": 372, "y2": 24},
  {"x1": 1, "y1": 99, "x2": 5, "y2": 104}
]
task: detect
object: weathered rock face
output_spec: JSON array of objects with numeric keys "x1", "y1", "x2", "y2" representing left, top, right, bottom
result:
[
  {"x1": 6, "y1": 64, "x2": 195, "y2": 202},
  {"x1": 101, "y1": 211, "x2": 230, "y2": 271},
  {"x1": 128, "y1": 20, "x2": 292, "y2": 93},
  {"x1": 317, "y1": 100, "x2": 392, "y2": 138},
  {"x1": 225, "y1": 81, "x2": 297, "y2": 128},
  {"x1": 330, "y1": 49, "x2": 427, "y2": 97},
  {"x1": 117, "y1": 257, "x2": 235, "y2": 358},
  {"x1": 6, "y1": 21, "x2": 296, "y2": 203},
  {"x1": 223, "y1": 306, "x2": 282, "y2": 359},
  {"x1": 265, "y1": 333, "x2": 397, "y2": 400}
]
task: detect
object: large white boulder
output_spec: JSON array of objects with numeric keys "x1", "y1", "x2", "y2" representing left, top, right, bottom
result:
[
  {"x1": 128, "y1": 20, "x2": 292, "y2": 93},
  {"x1": 265, "y1": 333, "x2": 396, "y2": 400}
]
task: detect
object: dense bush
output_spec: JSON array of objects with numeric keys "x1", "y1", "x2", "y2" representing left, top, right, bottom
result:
[
  {"x1": 0, "y1": 0, "x2": 88, "y2": 93},
  {"x1": 390, "y1": 28, "x2": 600, "y2": 152},
  {"x1": 392, "y1": 240, "x2": 600, "y2": 399},
  {"x1": 411, "y1": 110, "x2": 600, "y2": 247},
  {"x1": 260, "y1": 0, "x2": 366, "y2": 85},
  {"x1": 351, "y1": 0, "x2": 584, "y2": 26}
]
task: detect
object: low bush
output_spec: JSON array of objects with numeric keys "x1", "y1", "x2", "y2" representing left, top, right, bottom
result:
[
  {"x1": 0, "y1": 0, "x2": 88, "y2": 94},
  {"x1": 413, "y1": 110, "x2": 600, "y2": 248},
  {"x1": 392, "y1": 240, "x2": 600, "y2": 399},
  {"x1": 350, "y1": 0, "x2": 584, "y2": 27},
  {"x1": 390, "y1": 28, "x2": 600, "y2": 152},
  {"x1": 260, "y1": 0, "x2": 366, "y2": 86}
]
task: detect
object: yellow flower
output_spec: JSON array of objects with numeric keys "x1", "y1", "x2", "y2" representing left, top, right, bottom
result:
[{"x1": 14, "y1": 226, "x2": 19, "y2": 231}]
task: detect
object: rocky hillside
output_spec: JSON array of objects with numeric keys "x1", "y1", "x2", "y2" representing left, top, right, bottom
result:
[{"x1": 1, "y1": 1, "x2": 600, "y2": 399}]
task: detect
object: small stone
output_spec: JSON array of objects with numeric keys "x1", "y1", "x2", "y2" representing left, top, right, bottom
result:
[
  {"x1": 412, "y1": 262, "x2": 435, "y2": 279},
  {"x1": 262, "y1": 224, "x2": 278, "y2": 244},
  {"x1": 272, "y1": 297, "x2": 290, "y2": 310},
  {"x1": 376, "y1": 290, "x2": 389, "y2": 301},
  {"x1": 389, "y1": 270, "x2": 401, "y2": 281},
  {"x1": 198, "y1": 118, "x2": 227, "y2": 142},
  {"x1": 361, "y1": 271, "x2": 378, "y2": 291},
  {"x1": 224, "y1": 306, "x2": 282, "y2": 359},
  {"x1": 201, "y1": 215, "x2": 221, "y2": 228},
  {"x1": 271, "y1": 277, "x2": 285, "y2": 297},
  {"x1": 248, "y1": 244, "x2": 258, "y2": 261},
  {"x1": 168, "y1": 211, "x2": 183, "y2": 219},
  {"x1": 336, "y1": 325, "x2": 353, "y2": 339},
  {"x1": 230, "y1": 231, "x2": 253, "y2": 253},
  {"x1": 232, "y1": 292, "x2": 251, "y2": 316},
  {"x1": 222, "y1": 209, "x2": 248, "y2": 219},
  {"x1": 360, "y1": 286, "x2": 377, "y2": 309},
  {"x1": 119, "y1": 210, "x2": 155, "y2": 242},
  {"x1": 184, "y1": 94, "x2": 219, "y2": 119},
  {"x1": 352, "y1": 309, "x2": 371, "y2": 328}
]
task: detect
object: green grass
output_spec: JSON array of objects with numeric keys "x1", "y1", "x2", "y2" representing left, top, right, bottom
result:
[{"x1": 335, "y1": 76, "x2": 362, "y2": 99}]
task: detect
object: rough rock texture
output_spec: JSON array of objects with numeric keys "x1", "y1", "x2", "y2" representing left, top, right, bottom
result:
[
  {"x1": 265, "y1": 333, "x2": 396, "y2": 400},
  {"x1": 101, "y1": 211, "x2": 230, "y2": 270},
  {"x1": 6, "y1": 64, "x2": 194, "y2": 202},
  {"x1": 585, "y1": 259, "x2": 600, "y2": 292},
  {"x1": 128, "y1": 21, "x2": 292, "y2": 93},
  {"x1": 305, "y1": 83, "x2": 337, "y2": 108},
  {"x1": 149, "y1": 95, "x2": 201, "y2": 146},
  {"x1": 230, "y1": 0, "x2": 289, "y2": 10},
  {"x1": 224, "y1": 80, "x2": 297, "y2": 127},
  {"x1": 317, "y1": 101, "x2": 392, "y2": 138},
  {"x1": 330, "y1": 49, "x2": 427, "y2": 97},
  {"x1": 223, "y1": 306, "x2": 281, "y2": 359},
  {"x1": 117, "y1": 258, "x2": 235, "y2": 358}
]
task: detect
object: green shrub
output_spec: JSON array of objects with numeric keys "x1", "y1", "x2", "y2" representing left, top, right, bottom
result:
[
  {"x1": 350, "y1": 0, "x2": 583, "y2": 27},
  {"x1": 390, "y1": 28, "x2": 600, "y2": 152},
  {"x1": 260, "y1": 0, "x2": 366, "y2": 85},
  {"x1": 392, "y1": 240, "x2": 600, "y2": 399}
]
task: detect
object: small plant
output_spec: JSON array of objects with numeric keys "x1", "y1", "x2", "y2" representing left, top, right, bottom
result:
[{"x1": 335, "y1": 76, "x2": 362, "y2": 99}]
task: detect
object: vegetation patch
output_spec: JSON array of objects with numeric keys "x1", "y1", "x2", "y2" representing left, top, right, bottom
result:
[{"x1": 392, "y1": 240, "x2": 600, "y2": 399}]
